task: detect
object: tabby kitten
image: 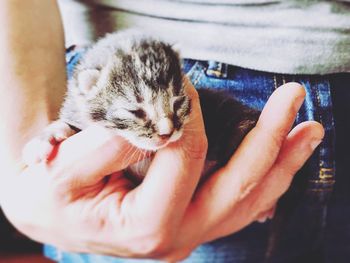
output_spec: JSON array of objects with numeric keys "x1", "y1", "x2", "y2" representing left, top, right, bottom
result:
[{"x1": 22, "y1": 31, "x2": 259, "y2": 179}]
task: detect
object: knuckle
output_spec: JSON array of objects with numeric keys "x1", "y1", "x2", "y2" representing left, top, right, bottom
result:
[
  {"x1": 133, "y1": 232, "x2": 174, "y2": 258},
  {"x1": 185, "y1": 135, "x2": 208, "y2": 160},
  {"x1": 256, "y1": 122, "x2": 289, "y2": 149},
  {"x1": 237, "y1": 181, "x2": 258, "y2": 201},
  {"x1": 266, "y1": 129, "x2": 285, "y2": 148},
  {"x1": 157, "y1": 243, "x2": 197, "y2": 261}
]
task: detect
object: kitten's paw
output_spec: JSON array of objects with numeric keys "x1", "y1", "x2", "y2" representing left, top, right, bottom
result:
[
  {"x1": 22, "y1": 121, "x2": 76, "y2": 165},
  {"x1": 22, "y1": 137, "x2": 56, "y2": 165}
]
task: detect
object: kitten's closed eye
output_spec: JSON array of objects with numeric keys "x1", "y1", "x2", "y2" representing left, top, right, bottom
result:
[
  {"x1": 129, "y1": 109, "x2": 146, "y2": 119},
  {"x1": 173, "y1": 96, "x2": 186, "y2": 112}
]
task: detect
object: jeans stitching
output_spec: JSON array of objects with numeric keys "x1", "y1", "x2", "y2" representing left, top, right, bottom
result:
[
  {"x1": 273, "y1": 75, "x2": 278, "y2": 90},
  {"x1": 282, "y1": 75, "x2": 286, "y2": 86},
  {"x1": 186, "y1": 62, "x2": 206, "y2": 87},
  {"x1": 306, "y1": 77, "x2": 335, "y2": 195},
  {"x1": 308, "y1": 76, "x2": 324, "y2": 192},
  {"x1": 309, "y1": 188, "x2": 334, "y2": 192}
]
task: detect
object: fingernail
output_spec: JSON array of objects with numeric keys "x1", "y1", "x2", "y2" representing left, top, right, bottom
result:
[
  {"x1": 310, "y1": 139, "x2": 322, "y2": 150},
  {"x1": 294, "y1": 94, "x2": 305, "y2": 112},
  {"x1": 256, "y1": 216, "x2": 268, "y2": 223}
]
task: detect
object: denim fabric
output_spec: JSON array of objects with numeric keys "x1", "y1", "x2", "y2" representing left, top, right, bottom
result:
[{"x1": 44, "y1": 50, "x2": 348, "y2": 262}]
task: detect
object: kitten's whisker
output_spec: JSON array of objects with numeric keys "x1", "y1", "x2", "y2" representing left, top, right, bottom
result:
[
  {"x1": 121, "y1": 145, "x2": 131, "y2": 167},
  {"x1": 136, "y1": 150, "x2": 142, "y2": 175},
  {"x1": 124, "y1": 145, "x2": 134, "y2": 160},
  {"x1": 142, "y1": 151, "x2": 146, "y2": 172},
  {"x1": 129, "y1": 147, "x2": 139, "y2": 165},
  {"x1": 136, "y1": 152, "x2": 140, "y2": 175},
  {"x1": 137, "y1": 149, "x2": 146, "y2": 175},
  {"x1": 140, "y1": 150, "x2": 147, "y2": 174},
  {"x1": 124, "y1": 146, "x2": 138, "y2": 167},
  {"x1": 132, "y1": 147, "x2": 142, "y2": 163},
  {"x1": 122, "y1": 145, "x2": 134, "y2": 167}
]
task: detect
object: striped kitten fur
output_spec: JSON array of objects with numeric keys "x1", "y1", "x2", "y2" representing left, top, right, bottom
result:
[{"x1": 23, "y1": 31, "x2": 259, "y2": 179}]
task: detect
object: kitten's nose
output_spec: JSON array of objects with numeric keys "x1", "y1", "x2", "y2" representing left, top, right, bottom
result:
[{"x1": 157, "y1": 117, "x2": 174, "y2": 140}]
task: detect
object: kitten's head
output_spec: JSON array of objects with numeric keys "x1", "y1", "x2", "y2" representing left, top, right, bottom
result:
[{"x1": 77, "y1": 38, "x2": 191, "y2": 150}]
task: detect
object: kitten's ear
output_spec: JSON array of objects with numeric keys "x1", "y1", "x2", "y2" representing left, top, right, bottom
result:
[{"x1": 77, "y1": 69, "x2": 100, "y2": 94}]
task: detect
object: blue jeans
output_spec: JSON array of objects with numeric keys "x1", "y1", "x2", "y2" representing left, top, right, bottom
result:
[{"x1": 45, "y1": 52, "x2": 349, "y2": 262}]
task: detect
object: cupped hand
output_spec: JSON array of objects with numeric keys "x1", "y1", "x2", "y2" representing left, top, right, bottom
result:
[{"x1": 0, "y1": 79, "x2": 324, "y2": 261}]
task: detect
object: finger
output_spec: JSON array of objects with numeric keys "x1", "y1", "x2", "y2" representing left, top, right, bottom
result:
[
  {"x1": 48, "y1": 125, "x2": 146, "y2": 186},
  {"x1": 125, "y1": 76, "x2": 207, "y2": 228},
  {"x1": 177, "y1": 83, "x2": 306, "y2": 241},
  {"x1": 226, "y1": 82, "x2": 306, "y2": 196},
  {"x1": 22, "y1": 137, "x2": 53, "y2": 165},
  {"x1": 203, "y1": 120, "x2": 324, "y2": 242},
  {"x1": 200, "y1": 83, "x2": 306, "y2": 205},
  {"x1": 253, "y1": 121, "x2": 325, "y2": 207}
]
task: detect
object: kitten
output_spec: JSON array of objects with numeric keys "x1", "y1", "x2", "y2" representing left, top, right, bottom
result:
[{"x1": 22, "y1": 31, "x2": 259, "y2": 179}]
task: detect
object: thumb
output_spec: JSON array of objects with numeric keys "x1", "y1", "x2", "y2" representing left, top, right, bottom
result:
[{"x1": 49, "y1": 125, "x2": 146, "y2": 186}]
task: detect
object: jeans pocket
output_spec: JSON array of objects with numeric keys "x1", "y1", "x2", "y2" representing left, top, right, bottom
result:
[{"x1": 184, "y1": 60, "x2": 207, "y2": 88}]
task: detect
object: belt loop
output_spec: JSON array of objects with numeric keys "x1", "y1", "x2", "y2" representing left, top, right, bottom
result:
[{"x1": 206, "y1": 60, "x2": 228, "y2": 78}]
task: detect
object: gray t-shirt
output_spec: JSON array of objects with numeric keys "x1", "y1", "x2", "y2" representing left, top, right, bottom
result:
[{"x1": 58, "y1": 0, "x2": 350, "y2": 74}]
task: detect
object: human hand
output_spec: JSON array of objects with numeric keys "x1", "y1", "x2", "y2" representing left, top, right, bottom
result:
[
  {"x1": 0, "y1": 76, "x2": 207, "y2": 260},
  {"x1": 0, "y1": 80, "x2": 323, "y2": 261}
]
